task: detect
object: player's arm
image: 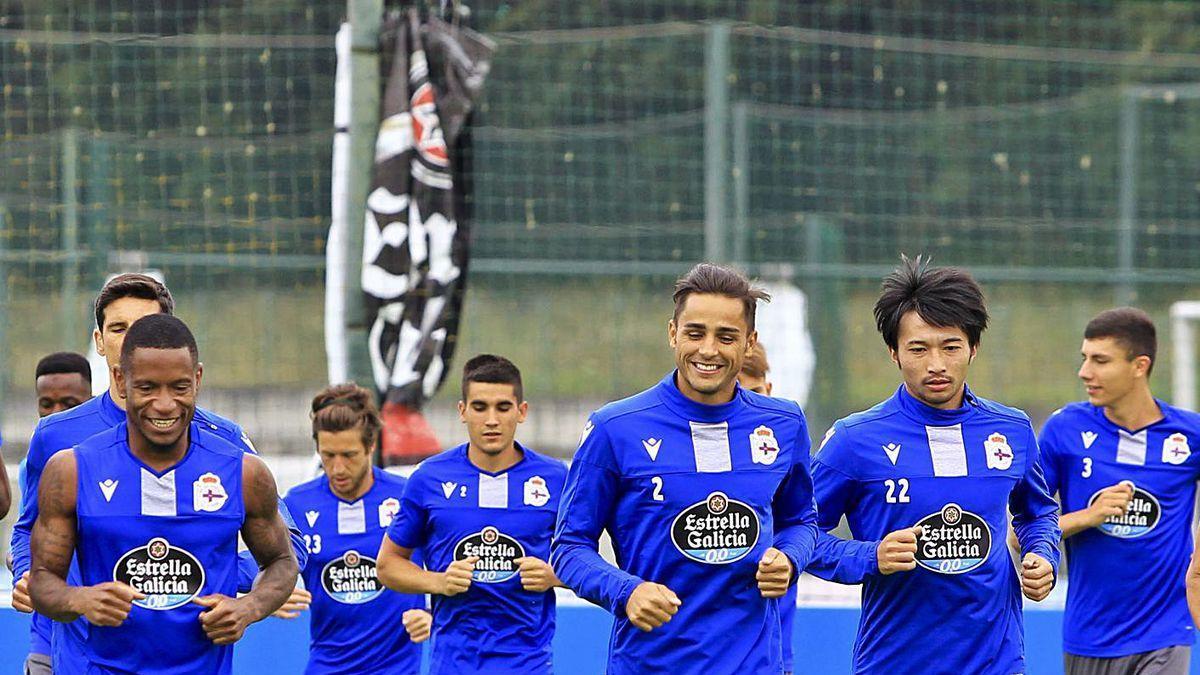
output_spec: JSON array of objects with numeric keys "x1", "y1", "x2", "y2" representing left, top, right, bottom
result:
[
  {"x1": 11, "y1": 429, "x2": 51, "y2": 583},
  {"x1": 760, "y1": 415, "x2": 819, "y2": 597},
  {"x1": 1185, "y1": 530, "x2": 1200, "y2": 628},
  {"x1": 193, "y1": 454, "x2": 298, "y2": 644},
  {"x1": 30, "y1": 450, "x2": 145, "y2": 624},
  {"x1": 1009, "y1": 427, "x2": 1060, "y2": 601},
  {"x1": 0, "y1": 456, "x2": 10, "y2": 519},
  {"x1": 229, "y1": 428, "x2": 308, "y2": 590},
  {"x1": 377, "y1": 539, "x2": 476, "y2": 595}
]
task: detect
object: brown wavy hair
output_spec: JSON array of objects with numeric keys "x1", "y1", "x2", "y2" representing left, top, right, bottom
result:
[{"x1": 310, "y1": 383, "x2": 382, "y2": 450}]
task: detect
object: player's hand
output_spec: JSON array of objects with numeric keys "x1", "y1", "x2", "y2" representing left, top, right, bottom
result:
[
  {"x1": 73, "y1": 582, "x2": 145, "y2": 626},
  {"x1": 402, "y1": 608, "x2": 432, "y2": 643},
  {"x1": 193, "y1": 594, "x2": 258, "y2": 645},
  {"x1": 271, "y1": 586, "x2": 312, "y2": 619},
  {"x1": 877, "y1": 525, "x2": 923, "y2": 575},
  {"x1": 1085, "y1": 482, "x2": 1134, "y2": 527},
  {"x1": 1020, "y1": 553, "x2": 1055, "y2": 602},
  {"x1": 438, "y1": 556, "x2": 478, "y2": 596},
  {"x1": 515, "y1": 556, "x2": 560, "y2": 593},
  {"x1": 755, "y1": 547, "x2": 794, "y2": 598},
  {"x1": 624, "y1": 581, "x2": 681, "y2": 632},
  {"x1": 12, "y1": 571, "x2": 33, "y2": 613}
]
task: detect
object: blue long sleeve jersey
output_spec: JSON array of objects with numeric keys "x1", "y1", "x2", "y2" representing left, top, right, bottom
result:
[
  {"x1": 10, "y1": 391, "x2": 307, "y2": 667},
  {"x1": 283, "y1": 468, "x2": 425, "y2": 675},
  {"x1": 551, "y1": 372, "x2": 819, "y2": 675},
  {"x1": 1040, "y1": 400, "x2": 1200, "y2": 658},
  {"x1": 806, "y1": 385, "x2": 1061, "y2": 675},
  {"x1": 386, "y1": 443, "x2": 567, "y2": 675}
]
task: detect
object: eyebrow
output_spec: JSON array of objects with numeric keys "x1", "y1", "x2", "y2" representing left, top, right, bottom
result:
[{"x1": 683, "y1": 322, "x2": 741, "y2": 334}]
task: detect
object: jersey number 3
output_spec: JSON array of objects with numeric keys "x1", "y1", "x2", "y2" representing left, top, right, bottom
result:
[{"x1": 884, "y1": 478, "x2": 911, "y2": 504}]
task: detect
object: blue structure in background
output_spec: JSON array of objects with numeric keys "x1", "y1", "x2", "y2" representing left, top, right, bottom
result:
[{"x1": 0, "y1": 605, "x2": 1191, "y2": 674}]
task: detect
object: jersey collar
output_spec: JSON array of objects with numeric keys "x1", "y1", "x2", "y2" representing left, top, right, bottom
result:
[
  {"x1": 655, "y1": 370, "x2": 747, "y2": 423},
  {"x1": 893, "y1": 383, "x2": 978, "y2": 426},
  {"x1": 99, "y1": 390, "x2": 125, "y2": 426}
]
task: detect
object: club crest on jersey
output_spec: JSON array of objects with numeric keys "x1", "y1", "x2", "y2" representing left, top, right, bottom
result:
[
  {"x1": 114, "y1": 537, "x2": 206, "y2": 610},
  {"x1": 378, "y1": 498, "x2": 400, "y2": 527},
  {"x1": 670, "y1": 491, "x2": 761, "y2": 565},
  {"x1": 984, "y1": 432, "x2": 1013, "y2": 471},
  {"x1": 523, "y1": 476, "x2": 551, "y2": 507},
  {"x1": 321, "y1": 550, "x2": 384, "y2": 604},
  {"x1": 192, "y1": 473, "x2": 228, "y2": 512},
  {"x1": 913, "y1": 504, "x2": 991, "y2": 575},
  {"x1": 1090, "y1": 483, "x2": 1161, "y2": 538},
  {"x1": 749, "y1": 426, "x2": 780, "y2": 466},
  {"x1": 453, "y1": 526, "x2": 525, "y2": 583},
  {"x1": 1162, "y1": 433, "x2": 1191, "y2": 465}
]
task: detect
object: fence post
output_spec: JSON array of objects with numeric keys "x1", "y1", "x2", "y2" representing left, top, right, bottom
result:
[
  {"x1": 732, "y1": 101, "x2": 750, "y2": 267},
  {"x1": 1116, "y1": 87, "x2": 1139, "y2": 305},
  {"x1": 704, "y1": 21, "x2": 731, "y2": 263},
  {"x1": 61, "y1": 126, "x2": 81, "y2": 348}
]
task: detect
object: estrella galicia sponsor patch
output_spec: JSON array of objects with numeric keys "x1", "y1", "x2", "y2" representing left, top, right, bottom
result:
[
  {"x1": 1090, "y1": 483, "x2": 1161, "y2": 538},
  {"x1": 914, "y1": 503, "x2": 991, "y2": 575},
  {"x1": 321, "y1": 550, "x2": 384, "y2": 604},
  {"x1": 453, "y1": 526, "x2": 524, "y2": 583},
  {"x1": 113, "y1": 537, "x2": 205, "y2": 610},
  {"x1": 670, "y1": 491, "x2": 761, "y2": 565}
]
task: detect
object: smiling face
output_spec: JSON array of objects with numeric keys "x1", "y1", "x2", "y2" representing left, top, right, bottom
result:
[
  {"x1": 114, "y1": 346, "x2": 202, "y2": 454},
  {"x1": 317, "y1": 427, "x2": 374, "y2": 500},
  {"x1": 1078, "y1": 336, "x2": 1149, "y2": 408},
  {"x1": 459, "y1": 381, "x2": 527, "y2": 457},
  {"x1": 36, "y1": 372, "x2": 91, "y2": 417},
  {"x1": 94, "y1": 296, "x2": 166, "y2": 381},
  {"x1": 890, "y1": 310, "x2": 975, "y2": 409},
  {"x1": 669, "y1": 293, "x2": 757, "y2": 405}
]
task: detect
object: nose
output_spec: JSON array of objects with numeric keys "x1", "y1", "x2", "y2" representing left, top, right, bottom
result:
[
  {"x1": 927, "y1": 351, "x2": 947, "y2": 374},
  {"x1": 1078, "y1": 361, "x2": 1091, "y2": 381},
  {"x1": 698, "y1": 335, "x2": 719, "y2": 358}
]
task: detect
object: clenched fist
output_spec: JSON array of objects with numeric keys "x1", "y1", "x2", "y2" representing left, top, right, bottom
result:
[
  {"x1": 271, "y1": 586, "x2": 312, "y2": 619},
  {"x1": 625, "y1": 581, "x2": 681, "y2": 632},
  {"x1": 1020, "y1": 553, "x2": 1054, "y2": 602},
  {"x1": 192, "y1": 594, "x2": 258, "y2": 645},
  {"x1": 12, "y1": 571, "x2": 32, "y2": 613},
  {"x1": 74, "y1": 581, "x2": 145, "y2": 626},
  {"x1": 515, "y1": 556, "x2": 560, "y2": 593},
  {"x1": 402, "y1": 608, "x2": 432, "y2": 643},
  {"x1": 877, "y1": 525, "x2": 923, "y2": 575},
  {"x1": 439, "y1": 556, "x2": 478, "y2": 596},
  {"x1": 1084, "y1": 482, "x2": 1134, "y2": 528},
  {"x1": 755, "y1": 548, "x2": 793, "y2": 598}
]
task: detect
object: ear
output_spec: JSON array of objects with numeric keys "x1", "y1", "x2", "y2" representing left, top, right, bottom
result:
[
  {"x1": 889, "y1": 348, "x2": 901, "y2": 369},
  {"x1": 1133, "y1": 355, "x2": 1152, "y2": 378},
  {"x1": 516, "y1": 401, "x2": 529, "y2": 424},
  {"x1": 194, "y1": 362, "x2": 204, "y2": 392},
  {"x1": 457, "y1": 400, "x2": 466, "y2": 423},
  {"x1": 93, "y1": 327, "x2": 105, "y2": 356},
  {"x1": 765, "y1": 381, "x2": 774, "y2": 396},
  {"x1": 745, "y1": 330, "x2": 758, "y2": 357},
  {"x1": 969, "y1": 344, "x2": 978, "y2": 364},
  {"x1": 667, "y1": 319, "x2": 678, "y2": 349},
  {"x1": 112, "y1": 363, "x2": 127, "y2": 401}
]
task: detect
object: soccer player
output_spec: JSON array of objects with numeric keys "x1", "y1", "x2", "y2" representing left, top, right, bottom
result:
[
  {"x1": 10, "y1": 273, "x2": 307, "y2": 673},
  {"x1": 282, "y1": 383, "x2": 432, "y2": 673},
  {"x1": 806, "y1": 256, "x2": 1060, "y2": 675},
  {"x1": 35, "y1": 352, "x2": 93, "y2": 418},
  {"x1": 737, "y1": 343, "x2": 798, "y2": 675},
  {"x1": 29, "y1": 314, "x2": 297, "y2": 673},
  {"x1": 378, "y1": 354, "x2": 566, "y2": 674},
  {"x1": 1039, "y1": 308, "x2": 1199, "y2": 675},
  {"x1": 552, "y1": 263, "x2": 818, "y2": 674}
]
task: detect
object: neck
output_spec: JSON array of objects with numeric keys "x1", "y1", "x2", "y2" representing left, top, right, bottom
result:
[
  {"x1": 332, "y1": 469, "x2": 374, "y2": 502},
  {"x1": 674, "y1": 372, "x2": 736, "y2": 406},
  {"x1": 128, "y1": 425, "x2": 188, "y2": 472},
  {"x1": 109, "y1": 381, "x2": 127, "y2": 410},
  {"x1": 1103, "y1": 386, "x2": 1162, "y2": 430},
  {"x1": 467, "y1": 442, "x2": 522, "y2": 473}
]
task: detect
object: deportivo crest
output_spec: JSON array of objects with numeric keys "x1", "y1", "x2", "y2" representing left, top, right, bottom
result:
[
  {"x1": 1162, "y1": 433, "x2": 1191, "y2": 465},
  {"x1": 321, "y1": 550, "x2": 384, "y2": 604},
  {"x1": 454, "y1": 526, "x2": 525, "y2": 583},
  {"x1": 670, "y1": 491, "x2": 761, "y2": 565},
  {"x1": 114, "y1": 537, "x2": 205, "y2": 610},
  {"x1": 523, "y1": 476, "x2": 550, "y2": 507},
  {"x1": 193, "y1": 472, "x2": 228, "y2": 512},
  {"x1": 1090, "y1": 483, "x2": 1161, "y2": 538},
  {"x1": 914, "y1": 504, "x2": 991, "y2": 575},
  {"x1": 984, "y1": 432, "x2": 1013, "y2": 471},
  {"x1": 378, "y1": 497, "x2": 400, "y2": 527},
  {"x1": 749, "y1": 426, "x2": 780, "y2": 466}
]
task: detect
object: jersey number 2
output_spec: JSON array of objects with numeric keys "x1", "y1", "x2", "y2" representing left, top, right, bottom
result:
[
  {"x1": 651, "y1": 476, "x2": 664, "y2": 501},
  {"x1": 884, "y1": 478, "x2": 910, "y2": 504}
]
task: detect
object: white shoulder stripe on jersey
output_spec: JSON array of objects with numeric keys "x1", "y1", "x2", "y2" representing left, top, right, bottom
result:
[
  {"x1": 926, "y1": 425, "x2": 968, "y2": 477},
  {"x1": 478, "y1": 473, "x2": 508, "y2": 509},
  {"x1": 140, "y1": 468, "x2": 177, "y2": 517},
  {"x1": 690, "y1": 421, "x2": 732, "y2": 473},
  {"x1": 1116, "y1": 429, "x2": 1147, "y2": 466},
  {"x1": 337, "y1": 500, "x2": 366, "y2": 534}
]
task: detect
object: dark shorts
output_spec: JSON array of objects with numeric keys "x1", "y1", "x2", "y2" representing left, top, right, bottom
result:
[
  {"x1": 1064, "y1": 646, "x2": 1190, "y2": 675},
  {"x1": 24, "y1": 653, "x2": 52, "y2": 675}
]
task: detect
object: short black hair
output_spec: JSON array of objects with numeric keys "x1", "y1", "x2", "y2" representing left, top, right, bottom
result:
[
  {"x1": 461, "y1": 354, "x2": 523, "y2": 402},
  {"x1": 36, "y1": 352, "x2": 92, "y2": 383},
  {"x1": 673, "y1": 263, "x2": 770, "y2": 332},
  {"x1": 95, "y1": 273, "x2": 174, "y2": 330},
  {"x1": 119, "y1": 314, "x2": 199, "y2": 373},
  {"x1": 1085, "y1": 307, "x2": 1157, "y2": 375},
  {"x1": 874, "y1": 254, "x2": 989, "y2": 350}
]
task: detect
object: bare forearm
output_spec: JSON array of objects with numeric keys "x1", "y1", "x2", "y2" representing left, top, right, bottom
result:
[
  {"x1": 1188, "y1": 565, "x2": 1200, "y2": 628},
  {"x1": 380, "y1": 557, "x2": 443, "y2": 595},
  {"x1": 30, "y1": 569, "x2": 82, "y2": 622},
  {"x1": 242, "y1": 553, "x2": 299, "y2": 621},
  {"x1": 1058, "y1": 509, "x2": 1097, "y2": 539}
]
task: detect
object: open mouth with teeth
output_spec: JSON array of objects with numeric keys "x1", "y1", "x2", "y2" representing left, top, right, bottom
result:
[
  {"x1": 691, "y1": 362, "x2": 723, "y2": 374},
  {"x1": 148, "y1": 417, "x2": 179, "y2": 430}
]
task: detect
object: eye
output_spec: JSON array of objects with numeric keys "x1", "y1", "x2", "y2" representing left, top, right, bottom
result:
[{"x1": 909, "y1": 346, "x2": 926, "y2": 354}]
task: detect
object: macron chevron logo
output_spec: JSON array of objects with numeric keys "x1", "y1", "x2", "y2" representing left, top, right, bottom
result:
[
  {"x1": 442, "y1": 481, "x2": 458, "y2": 499},
  {"x1": 1081, "y1": 431, "x2": 1098, "y2": 449},
  {"x1": 305, "y1": 510, "x2": 319, "y2": 527},
  {"x1": 642, "y1": 438, "x2": 662, "y2": 461},
  {"x1": 882, "y1": 443, "x2": 901, "y2": 466},
  {"x1": 99, "y1": 479, "x2": 118, "y2": 502}
]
